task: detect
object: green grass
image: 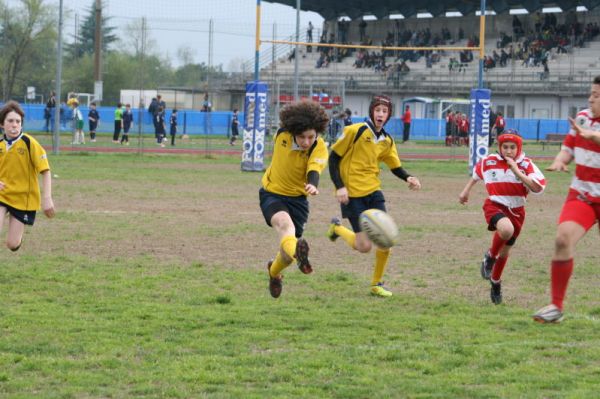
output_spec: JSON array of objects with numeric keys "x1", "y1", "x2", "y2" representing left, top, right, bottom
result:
[
  {"x1": 1, "y1": 151, "x2": 598, "y2": 398},
  {"x1": 2, "y1": 256, "x2": 599, "y2": 398}
]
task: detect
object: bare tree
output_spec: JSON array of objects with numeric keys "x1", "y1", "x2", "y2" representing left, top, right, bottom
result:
[
  {"x1": 123, "y1": 18, "x2": 157, "y2": 58},
  {"x1": 177, "y1": 45, "x2": 195, "y2": 66},
  {"x1": 227, "y1": 57, "x2": 247, "y2": 73}
]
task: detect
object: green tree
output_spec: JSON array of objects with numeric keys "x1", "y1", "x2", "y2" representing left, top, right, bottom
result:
[
  {"x1": 66, "y1": 1, "x2": 117, "y2": 59},
  {"x1": 0, "y1": 0, "x2": 56, "y2": 101}
]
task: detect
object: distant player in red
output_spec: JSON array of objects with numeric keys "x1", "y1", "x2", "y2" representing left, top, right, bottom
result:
[
  {"x1": 401, "y1": 105, "x2": 411, "y2": 143},
  {"x1": 533, "y1": 75, "x2": 600, "y2": 323},
  {"x1": 459, "y1": 130, "x2": 546, "y2": 304}
]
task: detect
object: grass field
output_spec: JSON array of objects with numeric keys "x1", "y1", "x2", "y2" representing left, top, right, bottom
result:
[{"x1": 1, "y1": 149, "x2": 599, "y2": 398}]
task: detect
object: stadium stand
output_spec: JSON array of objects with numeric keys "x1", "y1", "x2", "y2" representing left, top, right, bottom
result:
[{"x1": 252, "y1": 4, "x2": 600, "y2": 118}]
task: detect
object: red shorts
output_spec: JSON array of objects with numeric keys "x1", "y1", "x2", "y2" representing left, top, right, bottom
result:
[
  {"x1": 558, "y1": 189, "x2": 600, "y2": 231},
  {"x1": 482, "y1": 199, "x2": 525, "y2": 243}
]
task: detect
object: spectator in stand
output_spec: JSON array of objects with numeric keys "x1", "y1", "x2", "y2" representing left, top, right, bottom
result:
[
  {"x1": 512, "y1": 15, "x2": 523, "y2": 38},
  {"x1": 359, "y1": 18, "x2": 367, "y2": 42},
  {"x1": 307, "y1": 21, "x2": 313, "y2": 43}
]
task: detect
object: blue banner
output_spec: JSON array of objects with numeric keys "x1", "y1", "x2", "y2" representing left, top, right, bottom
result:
[
  {"x1": 241, "y1": 81, "x2": 268, "y2": 172},
  {"x1": 469, "y1": 89, "x2": 492, "y2": 173}
]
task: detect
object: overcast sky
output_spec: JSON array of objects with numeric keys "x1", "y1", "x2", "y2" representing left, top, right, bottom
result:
[{"x1": 7, "y1": 0, "x2": 324, "y2": 70}]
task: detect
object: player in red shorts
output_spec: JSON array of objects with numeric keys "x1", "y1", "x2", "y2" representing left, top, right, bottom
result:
[
  {"x1": 533, "y1": 75, "x2": 600, "y2": 323},
  {"x1": 459, "y1": 130, "x2": 546, "y2": 304}
]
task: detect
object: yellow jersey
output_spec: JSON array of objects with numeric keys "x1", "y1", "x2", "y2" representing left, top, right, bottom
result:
[
  {"x1": 0, "y1": 133, "x2": 50, "y2": 211},
  {"x1": 331, "y1": 122, "x2": 401, "y2": 197},
  {"x1": 262, "y1": 130, "x2": 328, "y2": 197}
]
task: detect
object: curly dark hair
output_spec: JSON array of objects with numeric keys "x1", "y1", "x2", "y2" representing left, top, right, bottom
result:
[{"x1": 279, "y1": 101, "x2": 329, "y2": 136}]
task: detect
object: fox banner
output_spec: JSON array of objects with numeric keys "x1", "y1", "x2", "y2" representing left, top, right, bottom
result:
[
  {"x1": 241, "y1": 81, "x2": 268, "y2": 172},
  {"x1": 469, "y1": 89, "x2": 492, "y2": 173}
]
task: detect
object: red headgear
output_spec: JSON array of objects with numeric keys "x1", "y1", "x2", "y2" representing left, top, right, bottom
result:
[
  {"x1": 369, "y1": 95, "x2": 393, "y2": 125},
  {"x1": 498, "y1": 129, "x2": 523, "y2": 158}
]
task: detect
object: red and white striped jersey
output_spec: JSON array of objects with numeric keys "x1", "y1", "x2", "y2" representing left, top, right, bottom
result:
[
  {"x1": 473, "y1": 153, "x2": 546, "y2": 208},
  {"x1": 563, "y1": 109, "x2": 600, "y2": 202}
]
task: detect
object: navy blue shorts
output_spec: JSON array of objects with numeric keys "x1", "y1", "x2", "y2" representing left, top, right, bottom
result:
[
  {"x1": 0, "y1": 201, "x2": 36, "y2": 226},
  {"x1": 341, "y1": 190, "x2": 386, "y2": 232},
  {"x1": 259, "y1": 188, "x2": 308, "y2": 238}
]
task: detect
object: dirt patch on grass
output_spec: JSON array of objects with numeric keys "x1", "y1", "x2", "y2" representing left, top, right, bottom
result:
[{"x1": 12, "y1": 158, "x2": 596, "y2": 308}]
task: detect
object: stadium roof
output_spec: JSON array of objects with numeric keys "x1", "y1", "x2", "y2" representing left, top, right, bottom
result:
[{"x1": 266, "y1": 0, "x2": 600, "y2": 20}]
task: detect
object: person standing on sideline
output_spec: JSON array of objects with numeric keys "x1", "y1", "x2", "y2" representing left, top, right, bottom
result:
[
  {"x1": 154, "y1": 106, "x2": 166, "y2": 147},
  {"x1": 402, "y1": 105, "x2": 411, "y2": 143},
  {"x1": 229, "y1": 108, "x2": 239, "y2": 146},
  {"x1": 491, "y1": 111, "x2": 505, "y2": 146},
  {"x1": 113, "y1": 103, "x2": 123, "y2": 143},
  {"x1": 121, "y1": 104, "x2": 133, "y2": 145},
  {"x1": 0, "y1": 101, "x2": 55, "y2": 251},
  {"x1": 459, "y1": 131, "x2": 545, "y2": 304},
  {"x1": 326, "y1": 95, "x2": 421, "y2": 297},
  {"x1": 70, "y1": 100, "x2": 85, "y2": 145},
  {"x1": 45, "y1": 91, "x2": 56, "y2": 132},
  {"x1": 533, "y1": 75, "x2": 600, "y2": 324},
  {"x1": 343, "y1": 108, "x2": 353, "y2": 127},
  {"x1": 88, "y1": 102, "x2": 99, "y2": 142},
  {"x1": 169, "y1": 109, "x2": 178, "y2": 146},
  {"x1": 261, "y1": 101, "x2": 329, "y2": 298}
]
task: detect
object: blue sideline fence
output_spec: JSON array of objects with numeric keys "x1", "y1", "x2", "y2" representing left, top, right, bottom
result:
[{"x1": 19, "y1": 103, "x2": 570, "y2": 141}]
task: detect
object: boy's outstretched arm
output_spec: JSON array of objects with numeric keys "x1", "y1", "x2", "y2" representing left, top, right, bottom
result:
[
  {"x1": 459, "y1": 178, "x2": 477, "y2": 204},
  {"x1": 41, "y1": 170, "x2": 55, "y2": 218},
  {"x1": 391, "y1": 167, "x2": 421, "y2": 191}
]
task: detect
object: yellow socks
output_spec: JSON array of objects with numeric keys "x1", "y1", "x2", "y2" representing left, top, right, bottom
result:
[
  {"x1": 371, "y1": 248, "x2": 391, "y2": 286},
  {"x1": 280, "y1": 235, "x2": 297, "y2": 260},
  {"x1": 270, "y1": 235, "x2": 296, "y2": 277},
  {"x1": 335, "y1": 225, "x2": 357, "y2": 249}
]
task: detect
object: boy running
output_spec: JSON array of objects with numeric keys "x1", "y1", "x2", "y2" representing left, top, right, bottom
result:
[
  {"x1": 0, "y1": 101, "x2": 55, "y2": 251},
  {"x1": 326, "y1": 95, "x2": 421, "y2": 297},
  {"x1": 533, "y1": 75, "x2": 600, "y2": 323},
  {"x1": 459, "y1": 130, "x2": 546, "y2": 304},
  {"x1": 261, "y1": 101, "x2": 329, "y2": 298}
]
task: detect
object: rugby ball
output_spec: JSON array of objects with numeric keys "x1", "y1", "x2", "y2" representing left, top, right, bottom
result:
[{"x1": 359, "y1": 209, "x2": 399, "y2": 249}]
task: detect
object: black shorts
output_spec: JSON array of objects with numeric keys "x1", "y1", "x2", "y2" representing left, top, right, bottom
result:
[
  {"x1": 89, "y1": 122, "x2": 97, "y2": 131},
  {"x1": 341, "y1": 190, "x2": 386, "y2": 232},
  {"x1": 0, "y1": 201, "x2": 36, "y2": 226},
  {"x1": 259, "y1": 188, "x2": 308, "y2": 238},
  {"x1": 232, "y1": 125, "x2": 239, "y2": 136}
]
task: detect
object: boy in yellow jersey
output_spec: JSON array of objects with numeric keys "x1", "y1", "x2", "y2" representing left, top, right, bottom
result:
[
  {"x1": 327, "y1": 95, "x2": 421, "y2": 297},
  {"x1": 260, "y1": 101, "x2": 329, "y2": 298},
  {"x1": 0, "y1": 101, "x2": 55, "y2": 251}
]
